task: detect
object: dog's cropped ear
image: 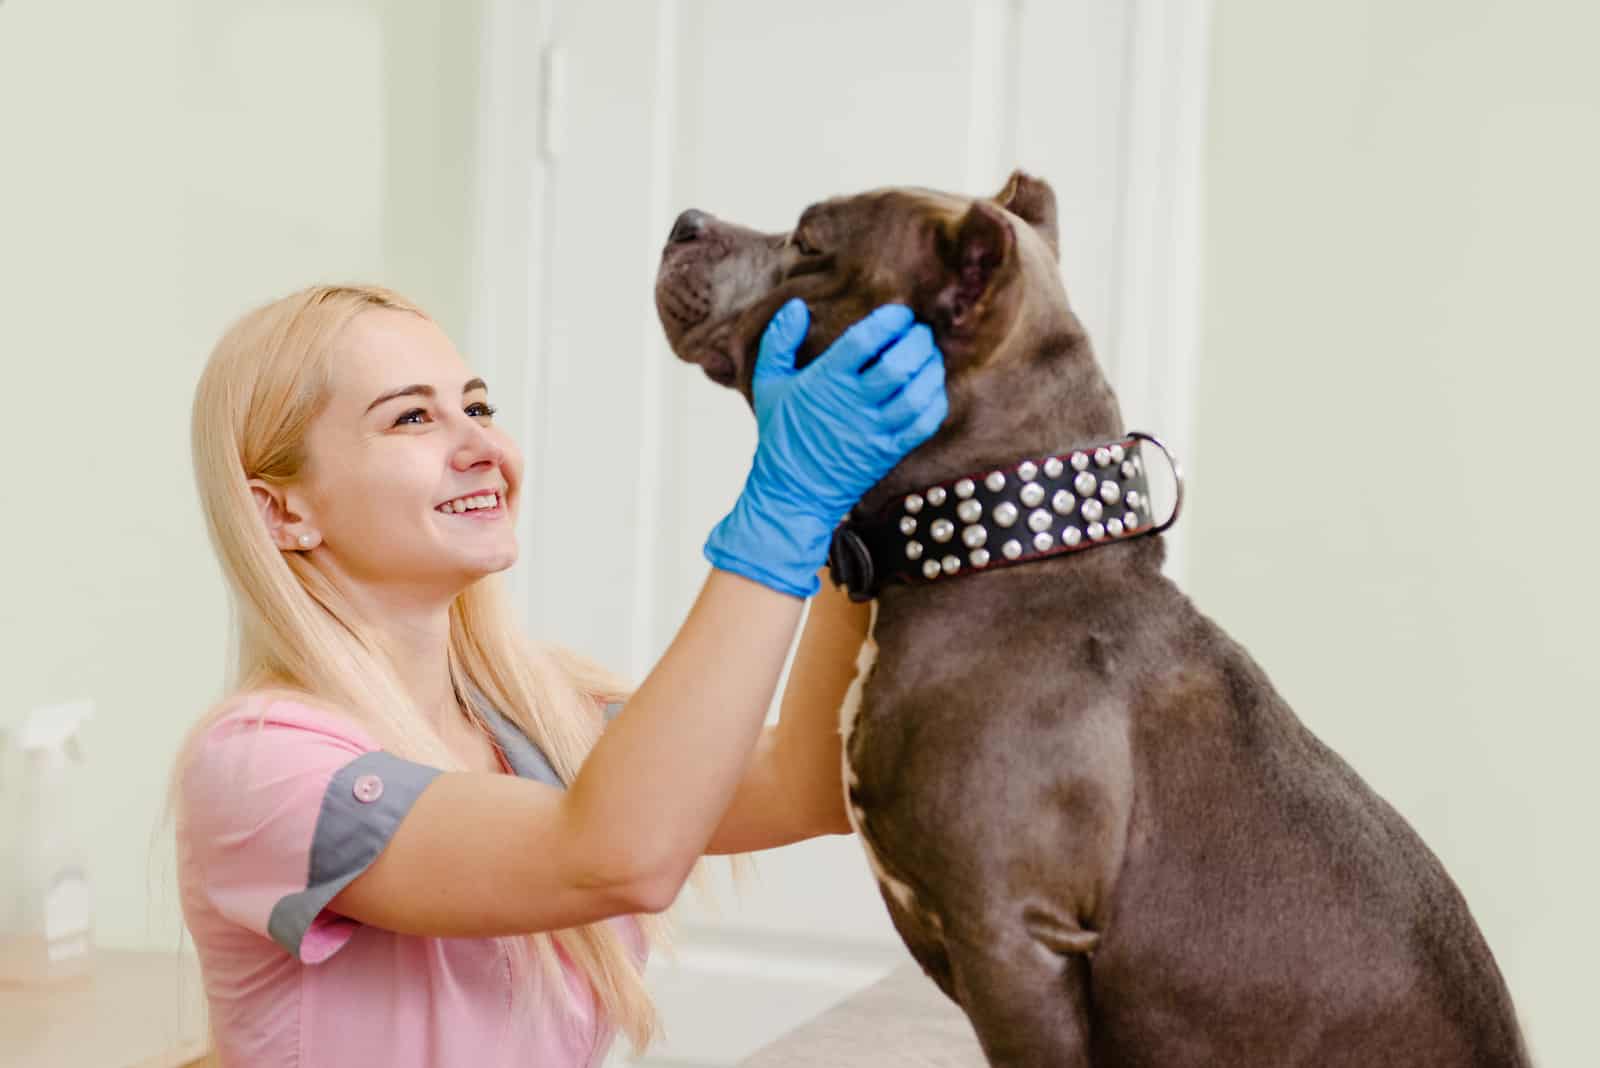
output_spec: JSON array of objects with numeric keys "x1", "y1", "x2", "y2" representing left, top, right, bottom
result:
[
  {"x1": 934, "y1": 200, "x2": 1015, "y2": 331},
  {"x1": 995, "y1": 170, "x2": 1059, "y2": 257}
]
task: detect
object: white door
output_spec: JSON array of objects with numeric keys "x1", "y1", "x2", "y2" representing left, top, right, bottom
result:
[{"x1": 470, "y1": 2, "x2": 1208, "y2": 1063}]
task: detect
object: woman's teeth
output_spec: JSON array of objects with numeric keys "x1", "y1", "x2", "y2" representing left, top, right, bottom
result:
[{"x1": 437, "y1": 493, "x2": 501, "y2": 514}]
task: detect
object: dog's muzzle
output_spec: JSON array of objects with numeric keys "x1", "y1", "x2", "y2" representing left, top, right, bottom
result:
[{"x1": 827, "y1": 432, "x2": 1183, "y2": 602}]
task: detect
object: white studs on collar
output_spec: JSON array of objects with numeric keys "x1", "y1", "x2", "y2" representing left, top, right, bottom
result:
[{"x1": 874, "y1": 435, "x2": 1175, "y2": 588}]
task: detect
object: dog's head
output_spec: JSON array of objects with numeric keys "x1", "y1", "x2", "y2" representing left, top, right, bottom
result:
[{"x1": 655, "y1": 170, "x2": 1077, "y2": 402}]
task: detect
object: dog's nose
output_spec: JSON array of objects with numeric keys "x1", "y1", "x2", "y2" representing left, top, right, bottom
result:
[{"x1": 668, "y1": 209, "x2": 709, "y2": 244}]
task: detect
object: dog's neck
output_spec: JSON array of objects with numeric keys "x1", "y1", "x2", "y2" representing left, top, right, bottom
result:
[
  {"x1": 853, "y1": 317, "x2": 1168, "y2": 604},
  {"x1": 861, "y1": 323, "x2": 1123, "y2": 509}
]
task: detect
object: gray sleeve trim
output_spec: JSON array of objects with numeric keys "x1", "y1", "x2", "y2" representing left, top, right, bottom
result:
[
  {"x1": 485, "y1": 707, "x2": 566, "y2": 788},
  {"x1": 265, "y1": 750, "x2": 443, "y2": 960},
  {"x1": 472, "y1": 693, "x2": 626, "y2": 789}
]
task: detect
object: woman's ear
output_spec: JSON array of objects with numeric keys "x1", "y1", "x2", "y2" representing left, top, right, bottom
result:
[{"x1": 248, "y1": 479, "x2": 315, "y2": 550}]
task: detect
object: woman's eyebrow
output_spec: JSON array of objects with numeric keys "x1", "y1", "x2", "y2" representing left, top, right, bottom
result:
[{"x1": 364, "y1": 377, "x2": 488, "y2": 414}]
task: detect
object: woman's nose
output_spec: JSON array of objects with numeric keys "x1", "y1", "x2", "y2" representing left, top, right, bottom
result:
[{"x1": 452, "y1": 420, "x2": 503, "y2": 470}]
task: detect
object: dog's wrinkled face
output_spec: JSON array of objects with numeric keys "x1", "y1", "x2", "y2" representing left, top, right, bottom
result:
[{"x1": 655, "y1": 171, "x2": 1063, "y2": 404}]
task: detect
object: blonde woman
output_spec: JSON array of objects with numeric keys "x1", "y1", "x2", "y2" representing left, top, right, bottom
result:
[{"x1": 167, "y1": 284, "x2": 947, "y2": 1066}]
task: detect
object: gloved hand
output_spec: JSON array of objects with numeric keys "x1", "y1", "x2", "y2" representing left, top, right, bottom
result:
[{"x1": 705, "y1": 298, "x2": 948, "y2": 598}]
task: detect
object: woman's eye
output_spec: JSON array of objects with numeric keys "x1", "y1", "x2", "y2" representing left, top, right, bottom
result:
[{"x1": 392, "y1": 403, "x2": 498, "y2": 428}]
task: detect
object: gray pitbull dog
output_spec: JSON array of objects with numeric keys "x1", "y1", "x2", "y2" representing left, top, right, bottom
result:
[{"x1": 655, "y1": 172, "x2": 1529, "y2": 1067}]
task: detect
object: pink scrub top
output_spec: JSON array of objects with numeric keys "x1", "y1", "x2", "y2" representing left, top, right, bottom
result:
[{"x1": 175, "y1": 691, "x2": 643, "y2": 1068}]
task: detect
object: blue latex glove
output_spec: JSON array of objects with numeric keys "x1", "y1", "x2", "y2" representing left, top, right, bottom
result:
[{"x1": 705, "y1": 299, "x2": 948, "y2": 598}]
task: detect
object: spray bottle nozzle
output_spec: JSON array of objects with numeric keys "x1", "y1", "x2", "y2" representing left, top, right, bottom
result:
[{"x1": 15, "y1": 701, "x2": 94, "y2": 761}]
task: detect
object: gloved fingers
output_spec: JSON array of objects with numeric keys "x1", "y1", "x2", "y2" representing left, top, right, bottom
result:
[
  {"x1": 754, "y1": 298, "x2": 811, "y2": 381},
  {"x1": 876, "y1": 347, "x2": 945, "y2": 424},
  {"x1": 890, "y1": 370, "x2": 949, "y2": 453},
  {"x1": 812, "y1": 304, "x2": 915, "y2": 379},
  {"x1": 859, "y1": 323, "x2": 938, "y2": 404}
]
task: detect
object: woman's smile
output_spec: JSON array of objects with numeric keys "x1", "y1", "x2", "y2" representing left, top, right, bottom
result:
[{"x1": 434, "y1": 490, "x2": 507, "y2": 520}]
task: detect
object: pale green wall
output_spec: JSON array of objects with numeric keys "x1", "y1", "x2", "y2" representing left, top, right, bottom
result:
[
  {"x1": 1191, "y1": 1, "x2": 1597, "y2": 1060},
  {"x1": 0, "y1": 0, "x2": 482, "y2": 954}
]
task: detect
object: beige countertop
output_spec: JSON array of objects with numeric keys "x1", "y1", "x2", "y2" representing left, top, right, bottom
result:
[
  {"x1": 0, "y1": 948, "x2": 209, "y2": 1068},
  {"x1": 741, "y1": 963, "x2": 986, "y2": 1067}
]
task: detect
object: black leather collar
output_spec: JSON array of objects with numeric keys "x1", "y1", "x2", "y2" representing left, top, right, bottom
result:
[{"x1": 827, "y1": 431, "x2": 1182, "y2": 602}]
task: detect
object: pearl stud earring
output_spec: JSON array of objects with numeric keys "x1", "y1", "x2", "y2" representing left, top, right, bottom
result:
[{"x1": 298, "y1": 534, "x2": 314, "y2": 549}]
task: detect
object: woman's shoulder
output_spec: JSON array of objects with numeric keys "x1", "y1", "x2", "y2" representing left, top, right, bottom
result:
[
  {"x1": 177, "y1": 690, "x2": 382, "y2": 822},
  {"x1": 184, "y1": 689, "x2": 381, "y2": 781}
]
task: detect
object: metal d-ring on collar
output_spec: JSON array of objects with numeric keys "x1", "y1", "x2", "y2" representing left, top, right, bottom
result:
[
  {"x1": 1125, "y1": 430, "x2": 1183, "y2": 536},
  {"x1": 826, "y1": 430, "x2": 1185, "y2": 602}
]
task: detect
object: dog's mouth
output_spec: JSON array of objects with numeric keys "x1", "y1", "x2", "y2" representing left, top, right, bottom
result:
[
  {"x1": 655, "y1": 210, "x2": 796, "y2": 396},
  {"x1": 656, "y1": 281, "x2": 745, "y2": 388},
  {"x1": 695, "y1": 347, "x2": 737, "y2": 387},
  {"x1": 656, "y1": 244, "x2": 743, "y2": 387}
]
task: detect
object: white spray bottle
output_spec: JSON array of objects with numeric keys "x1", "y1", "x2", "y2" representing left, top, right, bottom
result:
[{"x1": 0, "y1": 699, "x2": 95, "y2": 986}]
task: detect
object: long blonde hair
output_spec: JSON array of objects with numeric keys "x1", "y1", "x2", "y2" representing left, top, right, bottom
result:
[{"x1": 164, "y1": 282, "x2": 668, "y2": 1054}]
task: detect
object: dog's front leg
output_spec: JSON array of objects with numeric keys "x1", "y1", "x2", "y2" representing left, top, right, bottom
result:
[{"x1": 944, "y1": 916, "x2": 1097, "y2": 1068}]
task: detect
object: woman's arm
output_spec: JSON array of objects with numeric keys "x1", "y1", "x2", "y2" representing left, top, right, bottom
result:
[
  {"x1": 702, "y1": 566, "x2": 873, "y2": 855},
  {"x1": 329, "y1": 567, "x2": 805, "y2": 934},
  {"x1": 562, "y1": 567, "x2": 812, "y2": 892}
]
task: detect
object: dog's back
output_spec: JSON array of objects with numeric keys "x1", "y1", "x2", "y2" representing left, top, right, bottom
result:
[{"x1": 1095, "y1": 587, "x2": 1529, "y2": 1065}]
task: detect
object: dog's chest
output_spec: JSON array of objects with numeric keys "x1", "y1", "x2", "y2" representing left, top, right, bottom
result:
[{"x1": 839, "y1": 606, "x2": 942, "y2": 932}]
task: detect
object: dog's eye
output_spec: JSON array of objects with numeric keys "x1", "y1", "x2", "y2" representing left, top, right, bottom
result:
[{"x1": 792, "y1": 233, "x2": 822, "y2": 257}]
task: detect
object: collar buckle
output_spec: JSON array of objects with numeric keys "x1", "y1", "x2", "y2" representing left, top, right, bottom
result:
[{"x1": 827, "y1": 525, "x2": 877, "y2": 603}]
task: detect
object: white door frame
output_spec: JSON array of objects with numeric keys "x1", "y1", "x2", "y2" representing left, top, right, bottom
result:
[
  {"x1": 1108, "y1": 0, "x2": 1214, "y2": 583},
  {"x1": 461, "y1": 0, "x2": 553, "y2": 630}
]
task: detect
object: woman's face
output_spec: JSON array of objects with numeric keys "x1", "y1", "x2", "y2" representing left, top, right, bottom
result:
[{"x1": 282, "y1": 307, "x2": 523, "y2": 600}]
